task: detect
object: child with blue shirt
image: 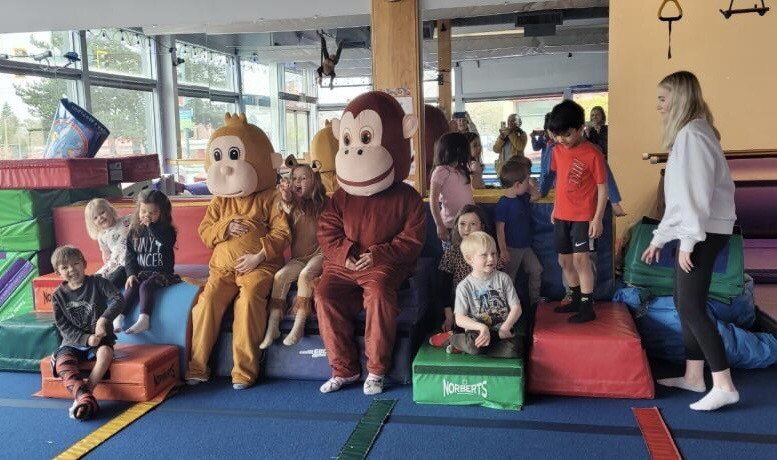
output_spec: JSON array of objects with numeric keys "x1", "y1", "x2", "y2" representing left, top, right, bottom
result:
[{"x1": 494, "y1": 157, "x2": 543, "y2": 308}]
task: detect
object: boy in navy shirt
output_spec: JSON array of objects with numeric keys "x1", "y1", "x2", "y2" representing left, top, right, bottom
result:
[{"x1": 495, "y1": 157, "x2": 543, "y2": 309}]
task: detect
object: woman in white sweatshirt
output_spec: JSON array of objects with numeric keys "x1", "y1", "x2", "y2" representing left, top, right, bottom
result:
[{"x1": 641, "y1": 71, "x2": 739, "y2": 411}]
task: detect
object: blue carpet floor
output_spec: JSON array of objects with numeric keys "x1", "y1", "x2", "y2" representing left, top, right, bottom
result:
[{"x1": 2, "y1": 361, "x2": 776, "y2": 459}]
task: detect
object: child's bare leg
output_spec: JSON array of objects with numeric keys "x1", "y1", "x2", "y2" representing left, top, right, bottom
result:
[
  {"x1": 555, "y1": 254, "x2": 581, "y2": 313},
  {"x1": 88, "y1": 345, "x2": 113, "y2": 388}
]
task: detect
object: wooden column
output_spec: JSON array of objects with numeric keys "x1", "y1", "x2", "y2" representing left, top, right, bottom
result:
[
  {"x1": 437, "y1": 19, "x2": 452, "y2": 120},
  {"x1": 371, "y1": 0, "x2": 425, "y2": 195}
]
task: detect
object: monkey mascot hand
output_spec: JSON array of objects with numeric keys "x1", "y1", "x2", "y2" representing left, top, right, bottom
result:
[
  {"x1": 315, "y1": 91, "x2": 426, "y2": 395},
  {"x1": 309, "y1": 119, "x2": 340, "y2": 194},
  {"x1": 186, "y1": 113, "x2": 290, "y2": 389}
]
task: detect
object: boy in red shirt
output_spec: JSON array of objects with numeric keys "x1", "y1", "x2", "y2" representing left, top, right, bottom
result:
[{"x1": 548, "y1": 100, "x2": 607, "y2": 323}]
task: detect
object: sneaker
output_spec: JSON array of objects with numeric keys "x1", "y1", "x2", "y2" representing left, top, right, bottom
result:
[
  {"x1": 445, "y1": 344, "x2": 461, "y2": 354},
  {"x1": 232, "y1": 382, "x2": 252, "y2": 390},
  {"x1": 554, "y1": 301, "x2": 580, "y2": 313},
  {"x1": 428, "y1": 331, "x2": 452, "y2": 348},
  {"x1": 568, "y1": 310, "x2": 596, "y2": 323}
]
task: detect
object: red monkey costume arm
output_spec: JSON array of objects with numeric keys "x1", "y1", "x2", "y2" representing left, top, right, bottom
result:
[
  {"x1": 368, "y1": 191, "x2": 426, "y2": 266},
  {"x1": 317, "y1": 191, "x2": 355, "y2": 266}
]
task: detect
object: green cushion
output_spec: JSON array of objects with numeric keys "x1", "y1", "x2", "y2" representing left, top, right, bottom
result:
[
  {"x1": 412, "y1": 344, "x2": 524, "y2": 410},
  {"x1": 68, "y1": 184, "x2": 122, "y2": 204},
  {"x1": 0, "y1": 216, "x2": 54, "y2": 251},
  {"x1": 0, "y1": 190, "x2": 70, "y2": 228},
  {"x1": 623, "y1": 217, "x2": 744, "y2": 303},
  {"x1": 0, "y1": 311, "x2": 60, "y2": 372}
]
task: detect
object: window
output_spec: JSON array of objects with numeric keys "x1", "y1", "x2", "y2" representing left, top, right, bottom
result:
[
  {"x1": 317, "y1": 109, "x2": 342, "y2": 130},
  {"x1": 284, "y1": 67, "x2": 305, "y2": 95},
  {"x1": 86, "y1": 29, "x2": 153, "y2": 78},
  {"x1": 0, "y1": 31, "x2": 77, "y2": 68},
  {"x1": 241, "y1": 61, "x2": 271, "y2": 96},
  {"x1": 245, "y1": 104, "x2": 273, "y2": 143},
  {"x1": 90, "y1": 86, "x2": 156, "y2": 157},
  {"x1": 317, "y1": 76, "x2": 371, "y2": 106},
  {"x1": 573, "y1": 91, "x2": 609, "y2": 125},
  {"x1": 177, "y1": 43, "x2": 236, "y2": 92},
  {"x1": 0, "y1": 73, "x2": 79, "y2": 159},
  {"x1": 178, "y1": 96, "x2": 236, "y2": 160},
  {"x1": 285, "y1": 109, "x2": 310, "y2": 158}
]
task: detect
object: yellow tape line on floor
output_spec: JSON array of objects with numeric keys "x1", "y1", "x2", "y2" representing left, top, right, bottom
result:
[{"x1": 54, "y1": 383, "x2": 177, "y2": 460}]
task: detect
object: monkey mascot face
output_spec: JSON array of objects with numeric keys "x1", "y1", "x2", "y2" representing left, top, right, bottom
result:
[
  {"x1": 205, "y1": 113, "x2": 282, "y2": 197},
  {"x1": 424, "y1": 104, "x2": 451, "y2": 184},
  {"x1": 331, "y1": 91, "x2": 418, "y2": 197},
  {"x1": 309, "y1": 120, "x2": 338, "y2": 174}
]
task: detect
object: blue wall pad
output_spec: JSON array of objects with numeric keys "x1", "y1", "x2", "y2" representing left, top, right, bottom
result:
[{"x1": 117, "y1": 282, "x2": 201, "y2": 375}]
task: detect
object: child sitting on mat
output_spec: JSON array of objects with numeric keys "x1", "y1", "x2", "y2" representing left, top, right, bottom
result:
[
  {"x1": 261, "y1": 161, "x2": 327, "y2": 348},
  {"x1": 50, "y1": 245, "x2": 124, "y2": 421},
  {"x1": 431, "y1": 231, "x2": 523, "y2": 358},
  {"x1": 84, "y1": 198, "x2": 130, "y2": 290},
  {"x1": 114, "y1": 190, "x2": 180, "y2": 334}
]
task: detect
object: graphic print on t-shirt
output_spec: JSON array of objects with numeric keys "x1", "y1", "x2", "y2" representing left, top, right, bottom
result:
[
  {"x1": 566, "y1": 157, "x2": 587, "y2": 192},
  {"x1": 473, "y1": 287, "x2": 509, "y2": 329},
  {"x1": 65, "y1": 300, "x2": 94, "y2": 330}
]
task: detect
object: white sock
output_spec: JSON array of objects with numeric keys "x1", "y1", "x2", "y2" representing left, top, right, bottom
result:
[
  {"x1": 690, "y1": 388, "x2": 740, "y2": 411},
  {"x1": 363, "y1": 373, "x2": 384, "y2": 395},
  {"x1": 319, "y1": 374, "x2": 359, "y2": 394},
  {"x1": 657, "y1": 377, "x2": 706, "y2": 393},
  {"x1": 112, "y1": 314, "x2": 125, "y2": 333},
  {"x1": 126, "y1": 314, "x2": 150, "y2": 334},
  {"x1": 259, "y1": 310, "x2": 282, "y2": 349}
]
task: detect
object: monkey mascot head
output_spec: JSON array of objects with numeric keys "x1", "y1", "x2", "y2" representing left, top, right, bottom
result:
[
  {"x1": 423, "y1": 104, "x2": 451, "y2": 184},
  {"x1": 310, "y1": 119, "x2": 338, "y2": 174},
  {"x1": 205, "y1": 113, "x2": 282, "y2": 197},
  {"x1": 331, "y1": 91, "x2": 418, "y2": 197}
]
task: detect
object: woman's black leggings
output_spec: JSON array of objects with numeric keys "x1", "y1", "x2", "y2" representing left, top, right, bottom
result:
[{"x1": 673, "y1": 232, "x2": 730, "y2": 372}]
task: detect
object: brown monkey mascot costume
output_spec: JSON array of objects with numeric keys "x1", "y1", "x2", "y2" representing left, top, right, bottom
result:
[
  {"x1": 309, "y1": 119, "x2": 340, "y2": 194},
  {"x1": 316, "y1": 91, "x2": 426, "y2": 395},
  {"x1": 186, "y1": 113, "x2": 290, "y2": 389}
]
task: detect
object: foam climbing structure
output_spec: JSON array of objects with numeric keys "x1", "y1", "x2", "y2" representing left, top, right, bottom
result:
[
  {"x1": 38, "y1": 343, "x2": 179, "y2": 402},
  {"x1": 528, "y1": 302, "x2": 654, "y2": 399},
  {"x1": 0, "y1": 311, "x2": 61, "y2": 371},
  {"x1": 412, "y1": 343, "x2": 524, "y2": 411}
]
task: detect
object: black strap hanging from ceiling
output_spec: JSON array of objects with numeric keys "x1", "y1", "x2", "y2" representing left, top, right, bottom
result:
[{"x1": 658, "y1": 0, "x2": 683, "y2": 59}]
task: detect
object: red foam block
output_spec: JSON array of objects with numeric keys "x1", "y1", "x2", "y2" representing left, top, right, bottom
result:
[
  {"x1": 53, "y1": 198, "x2": 213, "y2": 265},
  {"x1": 107, "y1": 154, "x2": 161, "y2": 183},
  {"x1": 0, "y1": 158, "x2": 109, "y2": 189},
  {"x1": 528, "y1": 302, "x2": 655, "y2": 399},
  {"x1": 38, "y1": 344, "x2": 179, "y2": 402}
]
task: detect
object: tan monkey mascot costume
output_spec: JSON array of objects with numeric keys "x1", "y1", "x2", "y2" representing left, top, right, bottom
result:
[
  {"x1": 309, "y1": 120, "x2": 340, "y2": 194},
  {"x1": 316, "y1": 91, "x2": 426, "y2": 395},
  {"x1": 186, "y1": 113, "x2": 290, "y2": 389}
]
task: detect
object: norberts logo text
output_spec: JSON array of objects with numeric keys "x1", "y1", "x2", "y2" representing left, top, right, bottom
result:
[{"x1": 442, "y1": 379, "x2": 488, "y2": 398}]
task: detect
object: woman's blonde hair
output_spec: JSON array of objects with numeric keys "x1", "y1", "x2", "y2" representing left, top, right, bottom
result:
[
  {"x1": 84, "y1": 198, "x2": 119, "y2": 240},
  {"x1": 659, "y1": 71, "x2": 720, "y2": 150},
  {"x1": 460, "y1": 231, "x2": 496, "y2": 261}
]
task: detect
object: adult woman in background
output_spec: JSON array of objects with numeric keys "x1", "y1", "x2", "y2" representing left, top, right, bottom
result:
[{"x1": 641, "y1": 71, "x2": 738, "y2": 411}]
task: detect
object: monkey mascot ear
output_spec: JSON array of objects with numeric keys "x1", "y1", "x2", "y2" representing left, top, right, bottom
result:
[
  {"x1": 285, "y1": 154, "x2": 299, "y2": 169},
  {"x1": 310, "y1": 160, "x2": 323, "y2": 173},
  {"x1": 332, "y1": 91, "x2": 418, "y2": 197},
  {"x1": 309, "y1": 120, "x2": 339, "y2": 174}
]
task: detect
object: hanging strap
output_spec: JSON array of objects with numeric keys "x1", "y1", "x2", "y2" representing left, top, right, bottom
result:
[{"x1": 658, "y1": 0, "x2": 683, "y2": 59}]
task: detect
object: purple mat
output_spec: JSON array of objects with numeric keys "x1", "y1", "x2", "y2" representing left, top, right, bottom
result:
[
  {"x1": 728, "y1": 157, "x2": 777, "y2": 183},
  {"x1": 735, "y1": 186, "x2": 777, "y2": 238},
  {"x1": 744, "y1": 239, "x2": 777, "y2": 283}
]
